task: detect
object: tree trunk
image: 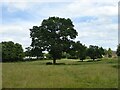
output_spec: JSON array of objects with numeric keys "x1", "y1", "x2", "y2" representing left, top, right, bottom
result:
[
  {"x1": 81, "y1": 59, "x2": 83, "y2": 62},
  {"x1": 93, "y1": 58, "x2": 95, "y2": 61},
  {"x1": 53, "y1": 58, "x2": 56, "y2": 65}
]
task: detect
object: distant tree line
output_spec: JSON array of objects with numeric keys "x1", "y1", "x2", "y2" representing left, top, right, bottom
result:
[
  {"x1": 1, "y1": 17, "x2": 119, "y2": 63},
  {"x1": 25, "y1": 43, "x2": 114, "y2": 61},
  {"x1": 1, "y1": 40, "x2": 115, "y2": 62}
]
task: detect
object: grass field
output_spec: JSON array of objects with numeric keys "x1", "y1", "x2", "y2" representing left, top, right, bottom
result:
[{"x1": 2, "y1": 58, "x2": 118, "y2": 88}]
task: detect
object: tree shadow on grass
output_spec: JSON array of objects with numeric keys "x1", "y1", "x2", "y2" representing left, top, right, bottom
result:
[
  {"x1": 46, "y1": 62, "x2": 66, "y2": 65},
  {"x1": 46, "y1": 59, "x2": 102, "y2": 65},
  {"x1": 46, "y1": 62, "x2": 84, "y2": 65},
  {"x1": 112, "y1": 64, "x2": 120, "y2": 69}
]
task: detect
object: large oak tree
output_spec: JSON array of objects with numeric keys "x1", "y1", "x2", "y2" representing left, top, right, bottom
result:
[{"x1": 30, "y1": 17, "x2": 78, "y2": 64}]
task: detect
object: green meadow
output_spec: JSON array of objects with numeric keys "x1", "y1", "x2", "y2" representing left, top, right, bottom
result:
[{"x1": 2, "y1": 58, "x2": 118, "y2": 88}]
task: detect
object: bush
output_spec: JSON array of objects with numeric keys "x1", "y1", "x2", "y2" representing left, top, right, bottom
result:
[{"x1": 1, "y1": 41, "x2": 24, "y2": 62}]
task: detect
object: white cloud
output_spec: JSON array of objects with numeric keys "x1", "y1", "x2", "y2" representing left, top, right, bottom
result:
[
  {"x1": 1, "y1": 0, "x2": 118, "y2": 51},
  {"x1": 1, "y1": 22, "x2": 33, "y2": 50},
  {"x1": 42, "y1": 0, "x2": 118, "y2": 18},
  {"x1": 2, "y1": 1, "x2": 35, "y2": 13},
  {"x1": 2, "y1": 0, "x2": 73, "y2": 3},
  {"x1": 0, "y1": 37, "x2": 14, "y2": 41},
  {"x1": 73, "y1": 13, "x2": 118, "y2": 51}
]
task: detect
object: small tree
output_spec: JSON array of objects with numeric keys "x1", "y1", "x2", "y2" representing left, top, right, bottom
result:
[
  {"x1": 108, "y1": 48, "x2": 112, "y2": 58},
  {"x1": 116, "y1": 44, "x2": 120, "y2": 56},
  {"x1": 96, "y1": 47, "x2": 105, "y2": 58},
  {"x1": 2, "y1": 41, "x2": 24, "y2": 62},
  {"x1": 79, "y1": 44, "x2": 87, "y2": 61},
  {"x1": 67, "y1": 41, "x2": 87, "y2": 61},
  {"x1": 100, "y1": 47, "x2": 105, "y2": 56},
  {"x1": 73, "y1": 41, "x2": 87, "y2": 61},
  {"x1": 87, "y1": 45, "x2": 104, "y2": 61},
  {"x1": 87, "y1": 45, "x2": 96, "y2": 61}
]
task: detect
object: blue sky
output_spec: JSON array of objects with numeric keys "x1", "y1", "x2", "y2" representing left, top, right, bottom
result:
[{"x1": 1, "y1": 0, "x2": 118, "y2": 51}]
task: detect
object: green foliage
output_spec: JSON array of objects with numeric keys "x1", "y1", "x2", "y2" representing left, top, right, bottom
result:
[
  {"x1": 31, "y1": 47, "x2": 43, "y2": 59},
  {"x1": 44, "y1": 53, "x2": 52, "y2": 60},
  {"x1": 2, "y1": 41, "x2": 24, "y2": 62},
  {"x1": 67, "y1": 50, "x2": 78, "y2": 59},
  {"x1": 76, "y1": 42, "x2": 87, "y2": 61},
  {"x1": 116, "y1": 44, "x2": 120, "y2": 56},
  {"x1": 108, "y1": 48, "x2": 112, "y2": 58},
  {"x1": 30, "y1": 17, "x2": 78, "y2": 64},
  {"x1": 104, "y1": 49, "x2": 108, "y2": 55},
  {"x1": 67, "y1": 54, "x2": 78, "y2": 59},
  {"x1": 87, "y1": 45, "x2": 105, "y2": 60},
  {"x1": 99, "y1": 47, "x2": 105, "y2": 56},
  {"x1": 25, "y1": 46, "x2": 43, "y2": 60},
  {"x1": 68, "y1": 41, "x2": 87, "y2": 61},
  {"x1": 61, "y1": 52, "x2": 67, "y2": 58},
  {"x1": 25, "y1": 47, "x2": 32, "y2": 57}
]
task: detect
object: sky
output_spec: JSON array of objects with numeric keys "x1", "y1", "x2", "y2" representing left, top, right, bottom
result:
[{"x1": 0, "y1": 0, "x2": 119, "y2": 51}]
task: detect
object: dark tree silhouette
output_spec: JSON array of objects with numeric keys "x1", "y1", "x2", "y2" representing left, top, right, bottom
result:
[
  {"x1": 116, "y1": 44, "x2": 120, "y2": 56},
  {"x1": 107, "y1": 48, "x2": 112, "y2": 58},
  {"x1": 87, "y1": 45, "x2": 104, "y2": 61},
  {"x1": 68, "y1": 41, "x2": 87, "y2": 61},
  {"x1": 30, "y1": 17, "x2": 78, "y2": 64},
  {"x1": 1, "y1": 41, "x2": 24, "y2": 62}
]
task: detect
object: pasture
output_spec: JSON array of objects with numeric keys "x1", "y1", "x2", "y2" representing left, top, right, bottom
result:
[{"x1": 2, "y1": 58, "x2": 118, "y2": 88}]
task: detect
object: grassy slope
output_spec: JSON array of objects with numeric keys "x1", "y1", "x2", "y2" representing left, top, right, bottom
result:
[{"x1": 2, "y1": 58, "x2": 118, "y2": 88}]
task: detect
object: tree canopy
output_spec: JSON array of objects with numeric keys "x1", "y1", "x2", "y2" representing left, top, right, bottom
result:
[
  {"x1": 87, "y1": 45, "x2": 105, "y2": 61},
  {"x1": 1, "y1": 41, "x2": 24, "y2": 62},
  {"x1": 68, "y1": 41, "x2": 87, "y2": 61},
  {"x1": 116, "y1": 44, "x2": 120, "y2": 56},
  {"x1": 30, "y1": 17, "x2": 78, "y2": 64},
  {"x1": 107, "y1": 48, "x2": 112, "y2": 58}
]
